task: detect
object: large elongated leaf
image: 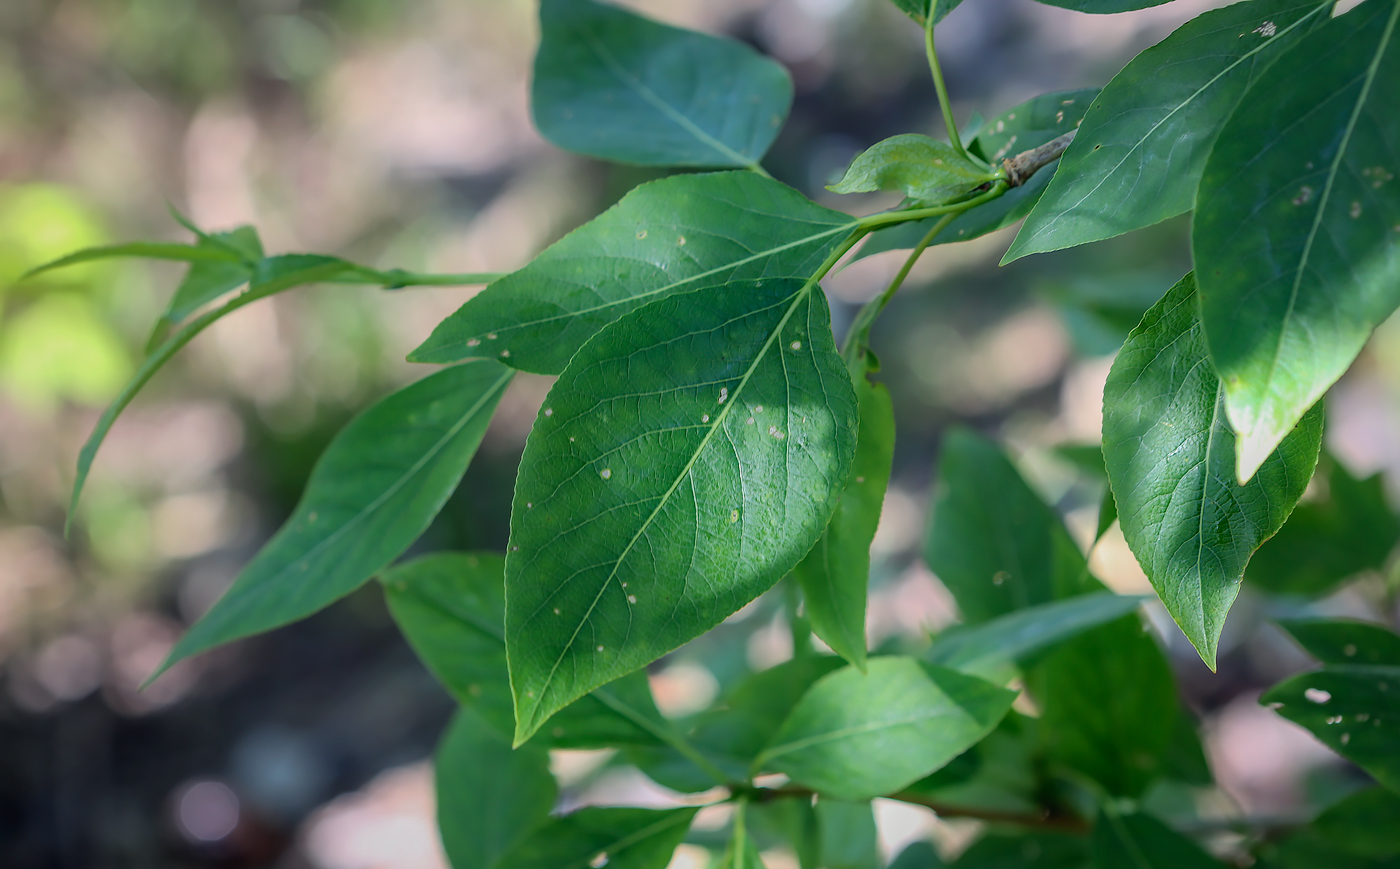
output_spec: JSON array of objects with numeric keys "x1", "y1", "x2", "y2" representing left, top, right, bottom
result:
[
  {"x1": 924, "y1": 592, "x2": 1145, "y2": 679},
  {"x1": 1007, "y1": 0, "x2": 1329, "y2": 260},
  {"x1": 153, "y1": 362, "x2": 512, "y2": 675},
  {"x1": 1093, "y1": 811, "x2": 1225, "y2": 869},
  {"x1": 20, "y1": 241, "x2": 242, "y2": 280},
  {"x1": 532, "y1": 0, "x2": 792, "y2": 168},
  {"x1": 1264, "y1": 665, "x2": 1400, "y2": 792},
  {"x1": 757, "y1": 657, "x2": 1015, "y2": 801},
  {"x1": 506, "y1": 278, "x2": 858, "y2": 744},
  {"x1": 861, "y1": 90, "x2": 1097, "y2": 260},
  {"x1": 381, "y1": 553, "x2": 670, "y2": 749},
  {"x1": 435, "y1": 708, "x2": 556, "y2": 869},
  {"x1": 1248, "y1": 457, "x2": 1399, "y2": 596},
  {"x1": 1103, "y1": 274, "x2": 1323, "y2": 668},
  {"x1": 1195, "y1": 0, "x2": 1400, "y2": 482},
  {"x1": 1276, "y1": 617, "x2": 1400, "y2": 666},
  {"x1": 410, "y1": 172, "x2": 853, "y2": 375},
  {"x1": 925, "y1": 428, "x2": 1094, "y2": 623},
  {"x1": 497, "y1": 807, "x2": 698, "y2": 869},
  {"x1": 793, "y1": 354, "x2": 894, "y2": 670}
]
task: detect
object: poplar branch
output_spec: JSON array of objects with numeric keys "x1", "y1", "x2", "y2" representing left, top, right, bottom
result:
[
  {"x1": 1003, "y1": 129, "x2": 1077, "y2": 187},
  {"x1": 750, "y1": 785, "x2": 1091, "y2": 834}
]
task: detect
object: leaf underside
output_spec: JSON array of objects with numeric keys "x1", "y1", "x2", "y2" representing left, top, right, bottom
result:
[{"x1": 1103, "y1": 274, "x2": 1323, "y2": 668}]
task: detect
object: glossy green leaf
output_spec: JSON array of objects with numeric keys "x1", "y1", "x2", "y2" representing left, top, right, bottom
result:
[
  {"x1": 409, "y1": 172, "x2": 855, "y2": 375},
  {"x1": 951, "y1": 833, "x2": 1089, "y2": 868},
  {"x1": 1248, "y1": 458, "x2": 1399, "y2": 596},
  {"x1": 633, "y1": 655, "x2": 846, "y2": 792},
  {"x1": 154, "y1": 362, "x2": 513, "y2": 676},
  {"x1": 816, "y1": 799, "x2": 879, "y2": 869},
  {"x1": 925, "y1": 428, "x2": 1095, "y2": 623},
  {"x1": 1007, "y1": 0, "x2": 1330, "y2": 260},
  {"x1": 886, "y1": 0, "x2": 968, "y2": 28},
  {"x1": 506, "y1": 278, "x2": 858, "y2": 744},
  {"x1": 828, "y1": 135, "x2": 995, "y2": 204},
  {"x1": 1262, "y1": 664, "x2": 1400, "y2": 791},
  {"x1": 924, "y1": 592, "x2": 1146, "y2": 679},
  {"x1": 1276, "y1": 617, "x2": 1400, "y2": 666},
  {"x1": 1092, "y1": 811, "x2": 1225, "y2": 869},
  {"x1": 532, "y1": 0, "x2": 791, "y2": 168},
  {"x1": 435, "y1": 708, "x2": 556, "y2": 869},
  {"x1": 496, "y1": 806, "x2": 698, "y2": 869},
  {"x1": 1195, "y1": 0, "x2": 1400, "y2": 482},
  {"x1": 757, "y1": 657, "x2": 1015, "y2": 801},
  {"x1": 1103, "y1": 274, "x2": 1323, "y2": 668},
  {"x1": 793, "y1": 353, "x2": 894, "y2": 670},
  {"x1": 1031, "y1": 615, "x2": 1179, "y2": 797},
  {"x1": 1314, "y1": 787, "x2": 1400, "y2": 856},
  {"x1": 861, "y1": 89, "x2": 1097, "y2": 259},
  {"x1": 381, "y1": 553, "x2": 670, "y2": 749}
]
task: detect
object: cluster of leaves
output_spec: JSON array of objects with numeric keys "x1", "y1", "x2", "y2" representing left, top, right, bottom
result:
[{"x1": 29, "y1": 0, "x2": 1400, "y2": 865}]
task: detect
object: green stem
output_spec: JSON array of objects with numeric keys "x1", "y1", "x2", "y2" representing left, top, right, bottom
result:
[
  {"x1": 732, "y1": 795, "x2": 751, "y2": 868},
  {"x1": 925, "y1": 10, "x2": 966, "y2": 160},
  {"x1": 843, "y1": 212, "x2": 956, "y2": 361},
  {"x1": 855, "y1": 180, "x2": 1008, "y2": 231}
]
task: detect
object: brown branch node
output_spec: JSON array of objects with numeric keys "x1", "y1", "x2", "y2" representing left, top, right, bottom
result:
[{"x1": 1002, "y1": 129, "x2": 1077, "y2": 188}]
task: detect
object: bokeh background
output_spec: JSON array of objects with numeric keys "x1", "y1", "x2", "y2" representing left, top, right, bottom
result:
[{"x1": 2, "y1": 0, "x2": 1398, "y2": 866}]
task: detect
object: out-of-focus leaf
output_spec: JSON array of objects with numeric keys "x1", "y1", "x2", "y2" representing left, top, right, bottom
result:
[
  {"x1": 950, "y1": 832, "x2": 1090, "y2": 868},
  {"x1": 409, "y1": 172, "x2": 853, "y2": 375},
  {"x1": 1092, "y1": 811, "x2": 1225, "y2": 869},
  {"x1": 1007, "y1": 0, "x2": 1330, "y2": 259},
  {"x1": 925, "y1": 428, "x2": 1094, "y2": 623},
  {"x1": 435, "y1": 708, "x2": 556, "y2": 869},
  {"x1": 1314, "y1": 787, "x2": 1400, "y2": 857},
  {"x1": 1103, "y1": 274, "x2": 1323, "y2": 668},
  {"x1": 532, "y1": 0, "x2": 791, "y2": 168},
  {"x1": 1275, "y1": 617, "x2": 1400, "y2": 666},
  {"x1": 1249, "y1": 459, "x2": 1399, "y2": 597},
  {"x1": 1262, "y1": 665, "x2": 1400, "y2": 791},
  {"x1": 758, "y1": 657, "x2": 1015, "y2": 800},
  {"x1": 505, "y1": 279, "x2": 857, "y2": 745},
  {"x1": 154, "y1": 362, "x2": 512, "y2": 676},
  {"x1": 1194, "y1": 0, "x2": 1400, "y2": 482},
  {"x1": 381, "y1": 553, "x2": 670, "y2": 749},
  {"x1": 496, "y1": 806, "x2": 698, "y2": 869},
  {"x1": 816, "y1": 800, "x2": 879, "y2": 869},
  {"x1": 888, "y1": 841, "x2": 944, "y2": 869},
  {"x1": 20, "y1": 241, "x2": 242, "y2": 280}
]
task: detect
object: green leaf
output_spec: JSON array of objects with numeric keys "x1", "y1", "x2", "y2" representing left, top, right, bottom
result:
[
  {"x1": 1006, "y1": 0, "x2": 1331, "y2": 260},
  {"x1": 1248, "y1": 458, "x2": 1399, "y2": 596},
  {"x1": 1262, "y1": 664, "x2": 1400, "y2": 792},
  {"x1": 531, "y1": 0, "x2": 791, "y2": 168},
  {"x1": 1275, "y1": 617, "x2": 1400, "y2": 666},
  {"x1": 1163, "y1": 710, "x2": 1214, "y2": 787},
  {"x1": 1096, "y1": 486, "x2": 1118, "y2": 544},
  {"x1": 793, "y1": 353, "x2": 894, "y2": 670},
  {"x1": 19, "y1": 241, "x2": 243, "y2": 281},
  {"x1": 506, "y1": 278, "x2": 858, "y2": 744},
  {"x1": 886, "y1": 0, "x2": 968, "y2": 28},
  {"x1": 888, "y1": 841, "x2": 943, "y2": 869},
  {"x1": 924, "y1": 428, "x2": 1095, "y2": 624},
  {"x1": 1314, "y1": 787, "x2": 1400, "y2": 857},
  {"x1": 410, "y1": 172, "x2": 855, "y2": 375},
  {"x1": 924, "y1": 592, "x2": 1146, "y2": 679},
  {"x1": 717, "y1": 830, "x2": 769, "y2": 869},
  {"x1": 154, "y1": 362, "x2": 512, "y2": 675},
  {"x1": 1195, "y1": 0, "x2": 1400, "y2": 482},
  {"x1": 816, "y1": 799, "x2": 879, "y2": 869},
  {"x1": 381, "y1": 553, "x2": 670, "y2": 749},
  {"x1": 1259, "y1": 829, "x2": 1400, "y2": 869},
  {"x1": 1092, "y1": 811, "x2": 1225, "y2": 869},
  {"x1": 1031, "y1": 615, "x2": 1179, "y2": 797},
  {"x1": 498, "y1": 806, "x2": 697, "y2": 869},
  {"x1": 749, "y1": 797, "x2": 819, "y2": 869},
  {"x1": 951, "y1": 833, "x2": 1089, "y2": 868},
  {"x1": 1102, "y1": 274, "x2": 1323, "y2": 668},
  {"x1": 757, "y1": 657, "x2": 1015, "y2": 801},
  {"x1": 1030, "y1": 0, "x2": 1173, "y2": 13},
  {"x1": 435, "y1": 708, "x2": 556, "y2": 869},
  {"x1": 828, "y1": 135, "x2": 995, "y2": 204},
  {"x1": 633, "y1": 655, "x2": 846, "y2": 792},
  {"x1": 163, "y1": 226, "x2": 263, "y2": 322},
  {"x1": 861, "y1": 89, "x2": 1097, "y2": 259}
]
